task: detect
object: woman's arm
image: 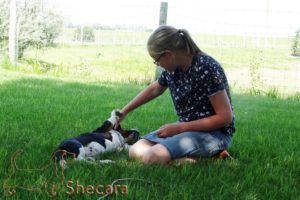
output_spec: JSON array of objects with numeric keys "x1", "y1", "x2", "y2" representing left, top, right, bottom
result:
[
  {"x1": 121, "y1": 80, "x2": 167, "y2": 116},
  {"x1": 157, "y1": 89, "x2": 233, "y2": 137}
]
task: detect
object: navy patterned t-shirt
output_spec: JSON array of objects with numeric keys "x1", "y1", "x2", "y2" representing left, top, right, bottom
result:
[{"x1": 158, "y1": 54, "x2": 235, "y2": 135}]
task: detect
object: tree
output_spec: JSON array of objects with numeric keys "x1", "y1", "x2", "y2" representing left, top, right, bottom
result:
[
  {"x1": 17, "y1": 0, "x2": 63, "y2": 58},
  {"x1": 0, "y1": 0, "x2": 9, "y2": 52},
  {"x1": 0, "y1": 0, "x2": 63, "y2": 58},
  {"x1": 9, "y1": 0, "x2": 18, "y2": 64}
]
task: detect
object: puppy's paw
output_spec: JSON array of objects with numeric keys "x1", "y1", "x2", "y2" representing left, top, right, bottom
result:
[
  {"x1": 99, "y1": 160, "x2": 116, "y2": 164},
  {"x1": 108, "y1": 109, "x2": 122, "y2": 124},
  {"x1": 111, "y1": 109, "x2": 122, "y2": 118},
  {"x1": 123, "y1": 144, "x2": 131, "y2": 150},
  {"x1": 85, "y1": 157, "x2": 96, "y2": 162}
]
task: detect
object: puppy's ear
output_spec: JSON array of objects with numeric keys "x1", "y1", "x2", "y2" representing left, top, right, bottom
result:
[
  {"x1": 55, "y1": 139, "x2": 82, "y2": 159},
  {"x1": 52, "y1": 149, "x2": 61, "y2": 161},
  {"x1": 52, "y1": 149, "x2": 66, "y2": 162},
  {"x1": 124, "y1": 129, "x2": 140, "y2": 145}
]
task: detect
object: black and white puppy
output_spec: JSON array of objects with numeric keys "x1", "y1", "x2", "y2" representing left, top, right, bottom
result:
[{"x1": 54, "y1": 109, "x2": 140, "y2": 167}]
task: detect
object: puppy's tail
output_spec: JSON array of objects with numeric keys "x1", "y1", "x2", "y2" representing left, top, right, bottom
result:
[
  {"x1": 52, "y1": 149, "x2": 64, "y2": 162},
  {"x1": 53, "y1": 139, "x2": 82, "y2": 168},
  {"x1": 52, "y1": 149, "x2": 66, "y2": 169},
  {"x1": 52, "y1": 149, "x2": 76, "y2": 169}
]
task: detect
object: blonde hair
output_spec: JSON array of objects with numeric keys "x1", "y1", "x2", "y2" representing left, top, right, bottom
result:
[{"x1": 147, "y1": 25, "x2": 203, "y2": 58}]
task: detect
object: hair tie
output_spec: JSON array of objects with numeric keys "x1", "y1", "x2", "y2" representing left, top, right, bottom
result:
[{"x1": 178, "y1": 29, "x2": 184, "y2": 36}]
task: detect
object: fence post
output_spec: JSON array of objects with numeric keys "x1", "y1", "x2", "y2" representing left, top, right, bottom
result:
[
  {"x1": 80, "y1": 24, "x2": 84, "y2": 45},
  {"x1": 155, "y1": 2, "x2": 168, "y2": 80},
  {"x1": 9, "y1": 0, "x2": 18, "y2": 65},
  {"x1": 159, "y1": 2, "x2": 168, "y2": 26}
]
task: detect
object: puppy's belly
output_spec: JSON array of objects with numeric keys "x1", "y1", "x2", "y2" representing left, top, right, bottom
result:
[
  {"x1": 105, "y1": 138, "x2": 123, "y2": 152},
  {"x1": 105, "y1": 140, "x2": 119, "y2": 152},
  {"x1": 84, "y1": 142, "x2": 106, "y2": 158}
]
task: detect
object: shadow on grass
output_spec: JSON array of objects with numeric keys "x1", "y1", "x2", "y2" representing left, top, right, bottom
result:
[
  {"x1": 1, "y1": 77, "x2": 299, "y2": 159},
  {"x1": 0, "y1": 77, "x2": 299, "y2": 199}
]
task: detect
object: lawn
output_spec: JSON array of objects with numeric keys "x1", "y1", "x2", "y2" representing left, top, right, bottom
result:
[
  {"x1": 1, "y1": 44, "x2": 298, "y2": 96},
  {"x1": 0, "y1": 69, "x2": 299, "y2": 199},
  {"x1": 22, "y1": 44, "x2": 300, "y2": 71}
]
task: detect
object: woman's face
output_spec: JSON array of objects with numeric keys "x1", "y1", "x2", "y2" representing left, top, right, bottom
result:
[{"x1": 152, "y1": 51, "x2": 177, "y2": 71}]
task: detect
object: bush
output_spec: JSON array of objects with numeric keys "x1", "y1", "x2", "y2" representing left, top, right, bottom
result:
[{"x1": 249, "y1": 50, "x2": 264, "y2": 95}]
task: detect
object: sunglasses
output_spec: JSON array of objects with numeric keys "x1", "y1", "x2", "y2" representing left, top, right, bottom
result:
[{"x1": 153, "y1": 53, "x2": 165, "y2": 65}]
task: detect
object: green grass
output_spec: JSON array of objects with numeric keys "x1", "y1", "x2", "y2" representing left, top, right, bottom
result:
[
  {"x1": 60, "y1": 29, "x2": 291, "y2": 48},
  {"x1": 0, "y1": 69, "x2": 299, "y2": 199},
  {"x1": 22, "y1": 44, "x2": 300, "y2": 71},
  {"x1": 206, "y1": 47, "x2": 300, "y2": 70},
  {"x1": 18, "y1": 45, "x2": 155, "y2": 84},
  {"x1": 57, "y1": 28, "x2": 298, "y2": 70},
  {"x1": 1, "y1": 44, "x2": 298, "y2": 99},
  {"x1": 4, "y1": 44, "x2": 296, "y2": 96}
]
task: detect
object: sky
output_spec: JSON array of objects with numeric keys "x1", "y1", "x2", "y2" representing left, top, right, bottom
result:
[{"x1": 47, "y1": 0, "x2": 300, "y2": 37}]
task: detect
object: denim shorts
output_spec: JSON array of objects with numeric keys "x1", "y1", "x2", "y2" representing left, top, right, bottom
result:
[{"x1": 143, "y1": 130, "x2": 232, "y2": 160}]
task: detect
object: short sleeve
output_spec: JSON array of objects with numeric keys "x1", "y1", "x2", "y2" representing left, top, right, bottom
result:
[
  {"x1": 158, "y1": 70, "x2": 169, "y2": 87},
  {"x1": 200, "y1": 59, "x2": 225, "y2": 96}
]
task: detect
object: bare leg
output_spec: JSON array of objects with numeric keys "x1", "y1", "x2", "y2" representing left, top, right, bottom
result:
[
  {"x1": 129, "y1": 139, "x2": 155, "y2": 160},
  {"x1": 169, "y1": 157, "x2": 198, "y2": 166},
  {"x1": 142, "y1": 144, "x2": 171, "y2": 165}
]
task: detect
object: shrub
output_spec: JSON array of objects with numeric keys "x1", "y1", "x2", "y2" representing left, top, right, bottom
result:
[{"x1": 249, "y1": 50, "x2": 264, "y2": 95}]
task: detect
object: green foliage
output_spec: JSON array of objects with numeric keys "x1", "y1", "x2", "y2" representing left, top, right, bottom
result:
[
  {"x1": 265, "y1": 87, "x2": 279, "y2": 99},
  {"x1": 1, "y1": 55, "x2": 11, "y2": 69},
  {"x1": 73, "y1": 26, "x2": 95, "y2": 42},
  {"x1": 291, "y1": 28, "x2": 300, "y2": 56},
  {"x1": 288, "y1": 92, "x2": 300, "y2": 101}
]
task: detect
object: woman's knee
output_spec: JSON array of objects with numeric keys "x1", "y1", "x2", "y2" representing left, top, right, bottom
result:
[
  {"x1": 129, "y1": 139, "x2": 154, "y2": 159},
  {"x1": 142, "y1": 144, "x2": 171, "y2": 165}
]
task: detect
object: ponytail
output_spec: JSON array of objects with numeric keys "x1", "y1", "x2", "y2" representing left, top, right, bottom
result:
[{"x1": 147, "y1": 25, "x2": 203, "y2": 58}]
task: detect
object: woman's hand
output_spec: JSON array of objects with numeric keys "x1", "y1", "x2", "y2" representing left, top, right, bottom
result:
[
  {"x1": 156, "y1": 123, "x2": 183, "y2": 138},
  {"x1": 114, "y1": 110, "x2": 126, "y2": 129}
]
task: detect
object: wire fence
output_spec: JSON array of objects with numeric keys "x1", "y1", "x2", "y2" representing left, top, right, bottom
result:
[
  {"x1": 54, "y1": 1, "x2": 300, "y2": 95},
  {"x1": 56, "y1": 1, "x2": 300, "y2": 48}
]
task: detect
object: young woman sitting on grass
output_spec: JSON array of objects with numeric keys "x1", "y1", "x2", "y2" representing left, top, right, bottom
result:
[{"x1": 117, "y1": 25, "x2": 235, "y2": 165}]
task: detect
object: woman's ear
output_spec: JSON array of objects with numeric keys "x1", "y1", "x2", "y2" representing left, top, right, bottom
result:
[{"x1": 164, "y1": 50, "x2": 174, "y2": 58}]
